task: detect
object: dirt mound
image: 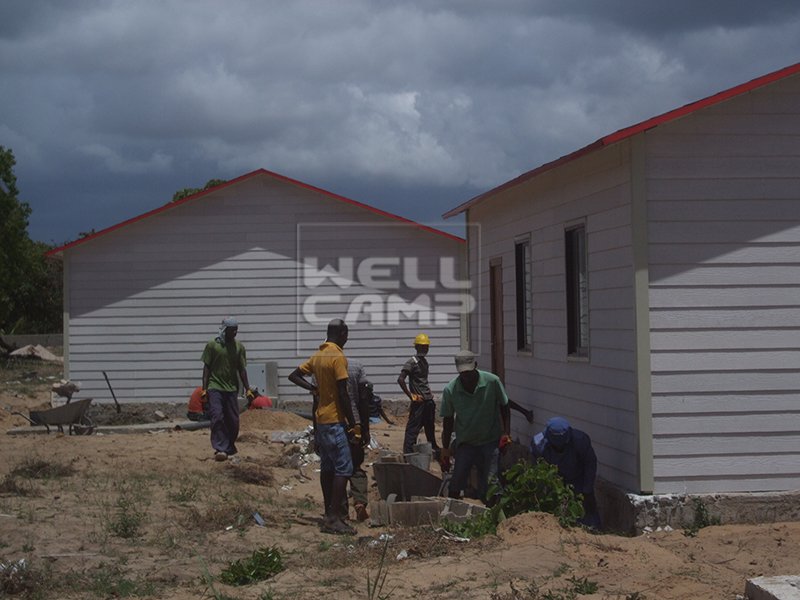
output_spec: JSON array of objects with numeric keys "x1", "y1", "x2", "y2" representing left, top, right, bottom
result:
[{"x1": 239, "y1": 408, "x2": 310, "y2": 432}]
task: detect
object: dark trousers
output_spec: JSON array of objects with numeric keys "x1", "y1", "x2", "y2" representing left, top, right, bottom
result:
[
  {"x1": 448, "y1": 441, "x2": 497, "y2": 502},
  {"x1": 207, "y1": 390, "x2": 239, "y2": 455},
  {"x1": 348, "y1": 443, "x2": 368, "y2": 506},
  {"x1": 579, "y1": 492, "x2": 602, "y2": 529},
  {"x1": 403, "y1": 400, "x2": 438, "y2": 454}
]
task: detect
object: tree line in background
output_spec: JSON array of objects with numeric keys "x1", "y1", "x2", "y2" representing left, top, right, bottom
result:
[{"x1": 0, "y1": 145, "x2": 62, "y2": 352}]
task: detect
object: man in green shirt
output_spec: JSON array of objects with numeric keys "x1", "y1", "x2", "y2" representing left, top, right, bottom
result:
[
  {"x1": 201, "y1": 317, "x2": 254, "y2": 461},
  {"x1": 440, "y1": 350, "x2": 510, "y2": 502}
]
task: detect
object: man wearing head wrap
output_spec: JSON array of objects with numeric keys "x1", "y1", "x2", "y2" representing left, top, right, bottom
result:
[
  {"x1": 531, "y1": 416, "x2": 600, "y2": 528},
  {"x1": 201, "y1": 317, "x2": 255, "y2": 461}
]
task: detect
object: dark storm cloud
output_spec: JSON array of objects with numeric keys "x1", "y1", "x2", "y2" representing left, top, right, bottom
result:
[{"x1": 1, "y1": 1, "x2": 800, "y2": 242}]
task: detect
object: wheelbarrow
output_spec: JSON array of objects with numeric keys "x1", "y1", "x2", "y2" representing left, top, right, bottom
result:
[{"x1": 12, "y1": 397, "x2": 94, "y2": 435}]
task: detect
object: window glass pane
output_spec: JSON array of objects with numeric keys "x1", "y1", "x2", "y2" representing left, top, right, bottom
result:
[
  {"x1": 565, "y1": 226, "x2": 588, "y2": 356},
  {"x1": 515, "y1": 240, "x2": 532, "y2": 351}
]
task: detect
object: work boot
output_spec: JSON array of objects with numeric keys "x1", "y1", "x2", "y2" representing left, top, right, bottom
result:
[{"x1": 320, "y1": 517, "x2": 356, "y2": 536}]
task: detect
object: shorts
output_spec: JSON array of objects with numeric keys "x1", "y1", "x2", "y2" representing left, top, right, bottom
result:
[{"x1": 315, "y1": 422, "x2": 353, "y2": 477}]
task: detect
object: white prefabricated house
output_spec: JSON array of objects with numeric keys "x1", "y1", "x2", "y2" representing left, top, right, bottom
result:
[
  {"x1": 49, "y1": 169, "x2": 466, "y2": 405},
  {"x1": 444, "y1": 62, "x2": 800, "y2": 496}
]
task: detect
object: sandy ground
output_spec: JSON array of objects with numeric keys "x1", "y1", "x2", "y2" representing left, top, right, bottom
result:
[{"x1": 2, "y1": 377, "x2": 800, "y2": 599}]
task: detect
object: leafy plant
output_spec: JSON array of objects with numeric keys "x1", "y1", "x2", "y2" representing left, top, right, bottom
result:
[
  {"x1": 441, "y1": 508, "x2": 500, "y2": 538},
  {"x1": 683, "y1": 498, "x2": 720, "y2": 537},
  {"x1": 442, "y1": 460, "x2": 585, "y2": 540},
  {"x1": 219, "y1": 546, "x2": 284, "y2": 586},
  {"x1": 491, "y1": 460, "x2": 585, "y2": 527},
  {"x1": 107, "y1": 485, "x2": 147, "y2": 539}
]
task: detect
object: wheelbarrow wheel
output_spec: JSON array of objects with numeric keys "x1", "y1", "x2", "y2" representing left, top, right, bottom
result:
[{"x1": 72, "y1": 415, "x2": 95, "y2": 436}]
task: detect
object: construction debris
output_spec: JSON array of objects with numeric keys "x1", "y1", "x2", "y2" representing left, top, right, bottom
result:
[{"x1": 9, "y1": 345, "x2": 62, "y2": 363}]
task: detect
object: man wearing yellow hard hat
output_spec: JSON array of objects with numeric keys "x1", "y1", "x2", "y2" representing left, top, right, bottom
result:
[{"x1": 398, "y1": 333, "x2": 440, "y2": 456}]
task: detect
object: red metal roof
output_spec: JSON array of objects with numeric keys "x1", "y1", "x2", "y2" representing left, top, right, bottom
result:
[
  {"x1": 48, "y1": 168, "x2": 464, "y2": 256},
  {"x1": 443, "y1": 61, "x2": 800, "y2": 218}
]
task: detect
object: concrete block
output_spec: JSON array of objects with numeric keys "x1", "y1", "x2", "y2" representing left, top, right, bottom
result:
[
  {"x1": 745, "y1": 576, "x2": 800, "y2": 600},
  {"x1": 388, "y1": 500, "x2": 443, "y2": 526},
  {"x1": 438, "y1": 497, "x2": 487, "y2": 523},
  {"x1": 372, "y1": 499, "x2": 390, "y2": 526},
  {"x1": 373, "y1": 460, "x2": 443, "y2": 500}
]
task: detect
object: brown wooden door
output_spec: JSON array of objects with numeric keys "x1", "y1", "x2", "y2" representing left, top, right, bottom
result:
[{"x1": 489, "y1": 260, "x2": 505, "y2": 382}]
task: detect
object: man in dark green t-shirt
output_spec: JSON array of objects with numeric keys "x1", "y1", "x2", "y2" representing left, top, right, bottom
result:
[{"x1": 201, "y1": 317, "x2": 254, "y2": 461}]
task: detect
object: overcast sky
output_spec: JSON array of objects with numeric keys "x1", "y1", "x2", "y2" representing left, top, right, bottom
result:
[{"x1": 3, "y1": 1, "x2": 800, "y2": 244}]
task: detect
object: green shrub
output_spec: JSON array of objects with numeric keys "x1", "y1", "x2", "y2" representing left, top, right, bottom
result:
[
  {"x1": 443, "y1": 459, "x2": 585, "y2": 539},
  {"x1": 107, "y1": 487, "x2": 147, "y2": 539},
  {"x1": 492, "y1": 460, "x2": 585, "y2": 527},
  {"x1": 441, "y1": 508, "x2": 500, "y2": 538},
  {"x1": 219, "y1": 547, "x2": 284, "y2": 586}
]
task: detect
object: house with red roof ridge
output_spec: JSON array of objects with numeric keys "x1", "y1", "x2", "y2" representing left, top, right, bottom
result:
[
  {"x1": 445, "y1": 62, "x2": 800, "y2": 498},
  {"x1": 49, "y1": 169, "x2": 465, "y2": 404}
]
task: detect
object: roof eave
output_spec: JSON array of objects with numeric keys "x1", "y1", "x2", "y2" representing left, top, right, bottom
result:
[
  {"x1": 48, "y1": 168, "x2": 464, "y2": 256},
  {"x1": 442, "y1": 61, "x2": 800, "y2": 219}
]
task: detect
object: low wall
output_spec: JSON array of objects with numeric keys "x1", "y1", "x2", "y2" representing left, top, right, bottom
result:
[{"x1": 596, "y1": 478, "x2": 800, "y2": 535}]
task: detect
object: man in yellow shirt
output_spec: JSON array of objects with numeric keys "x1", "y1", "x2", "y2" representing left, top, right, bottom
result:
[{"x1": 289, "y1": 318, "x2": 356, "y2": 535}]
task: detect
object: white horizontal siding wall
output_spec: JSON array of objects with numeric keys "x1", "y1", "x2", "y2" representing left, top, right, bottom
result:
[
  {"x1": 647, "y1": 75, "x2": 800, "y2": 494},
  {"x1": 64, "y1": 174, "x2": 464, "y2": 405},
  {"x1": 468, "y1": 142, "x2": 639, "y2": 491}
]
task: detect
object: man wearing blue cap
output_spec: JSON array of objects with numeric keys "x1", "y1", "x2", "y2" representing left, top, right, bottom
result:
[
  {"x1": 201, "y1": 317, "x2": 255, "y2": 461},
  {"x1": 531, "y1": 416, "x2": 600, "y2": 528}
]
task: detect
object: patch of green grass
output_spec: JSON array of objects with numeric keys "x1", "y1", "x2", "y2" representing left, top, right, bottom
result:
[
  {"x1": 167, "y1": 480, "x2": 199, "y2": 503},
  {"x1": 106, "y1": 482, "x2": 148, "y2": 539},
  {"x1": 0, "y1": 357, "x2": 63, "y2": 397},
  {"x1": 218, "y1": 546, "x2": 285, "y2": 586}
]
